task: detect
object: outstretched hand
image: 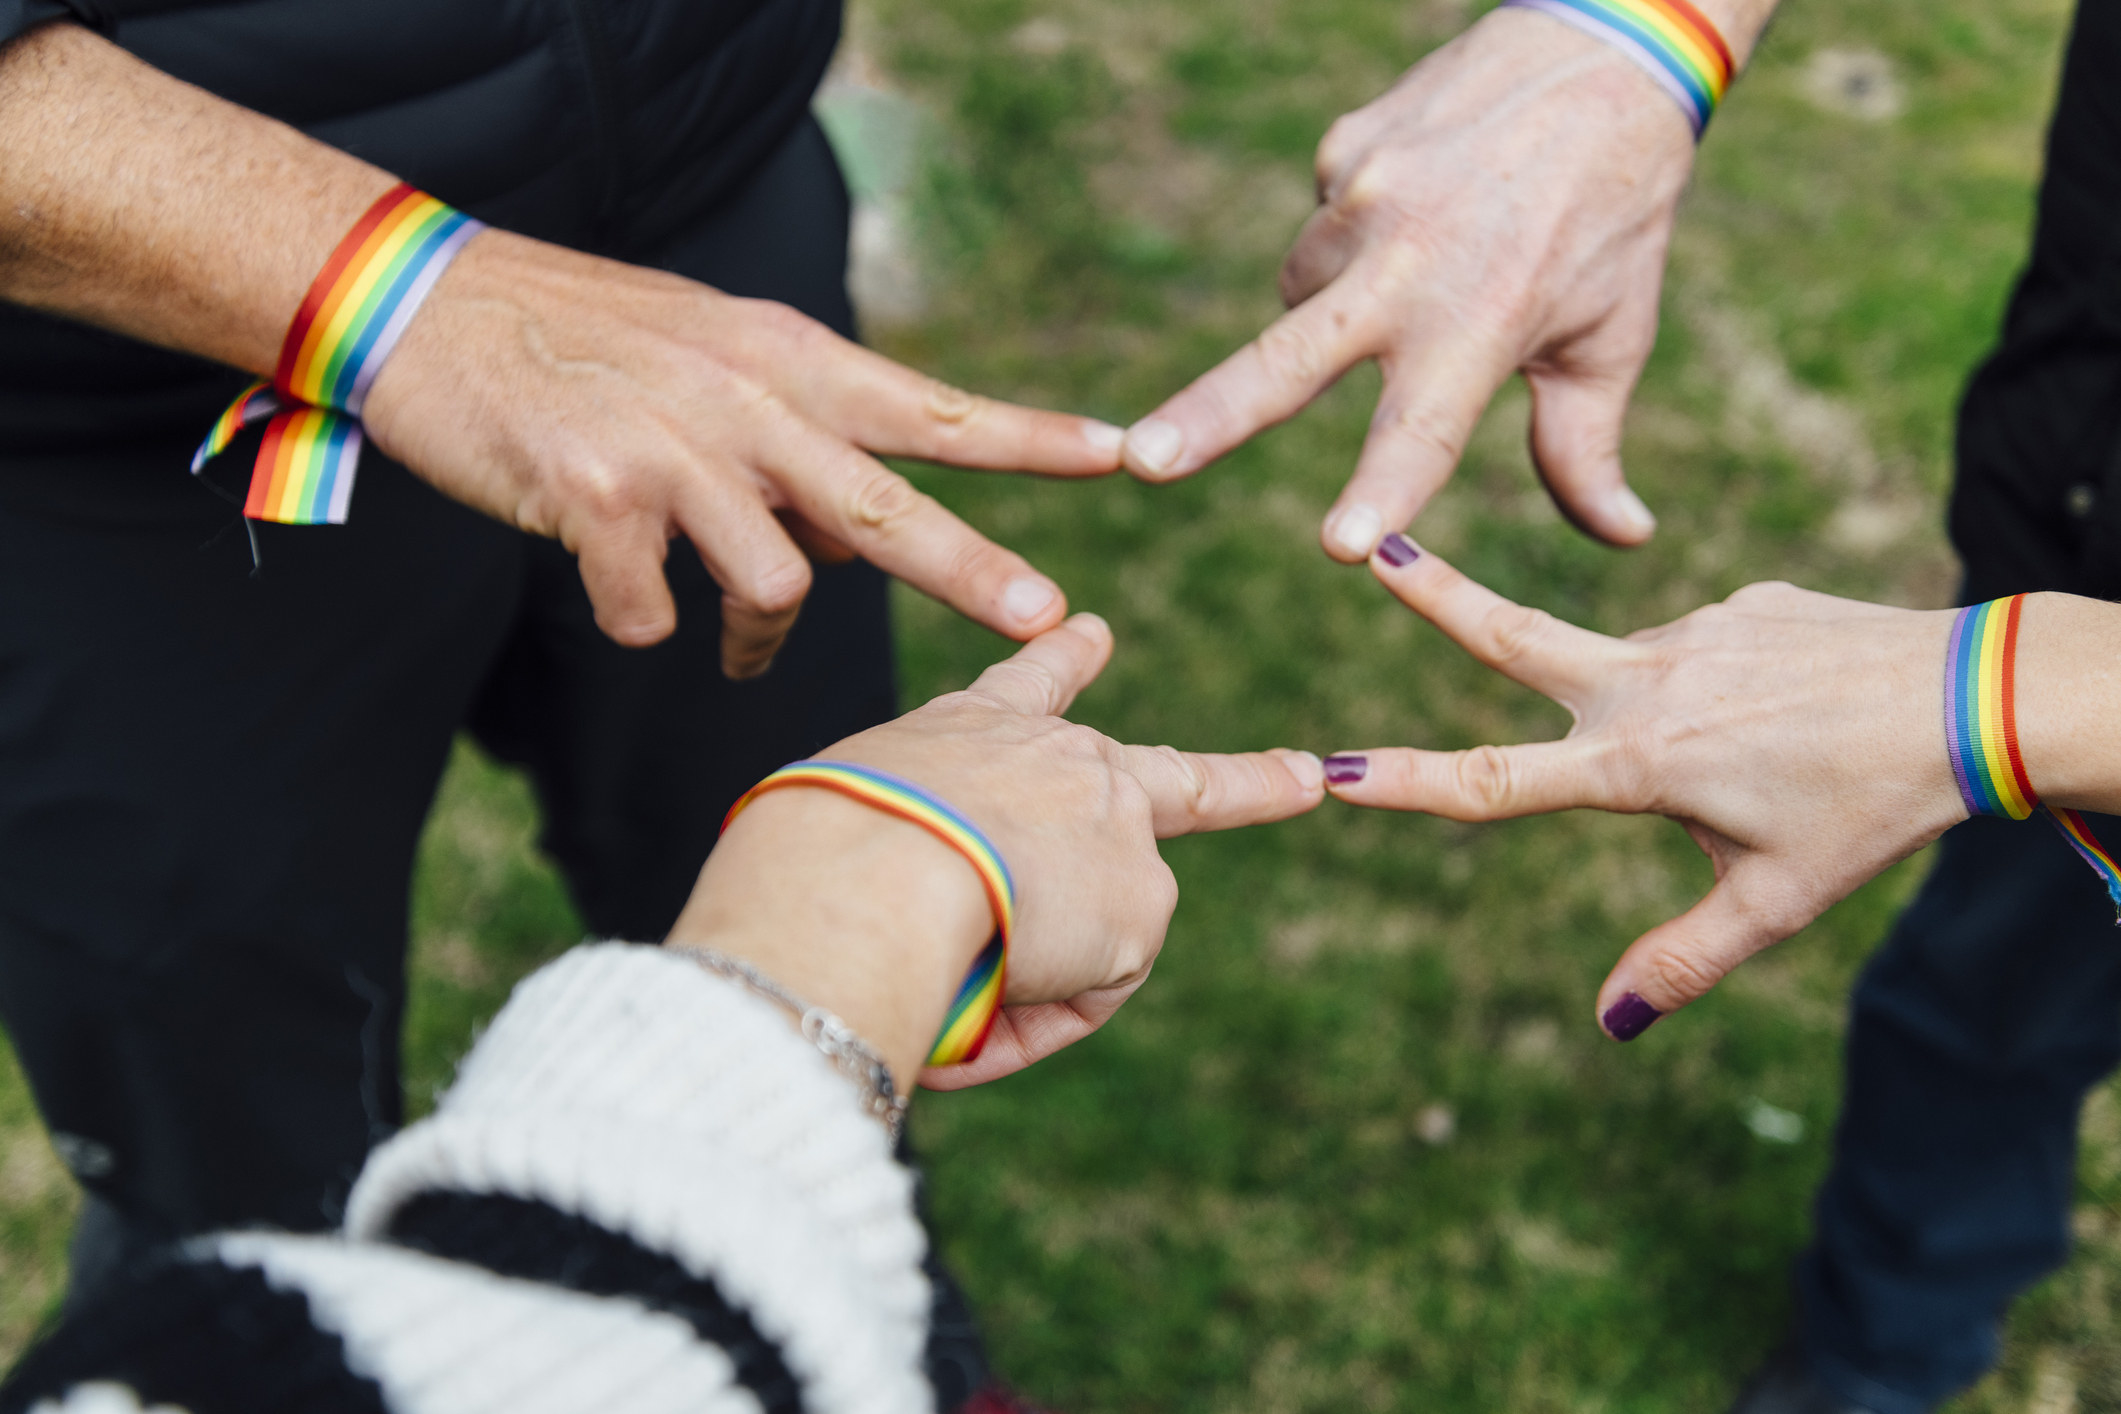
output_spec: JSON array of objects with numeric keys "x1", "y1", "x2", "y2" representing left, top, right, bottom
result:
[
  {"x1": 676, "y1": 615, "x2": 1326, "y2": 1086},
  {"x1": 1324, "y1": 539, "x2": 1965, "y2": 1040},
  {"x1": 366, "y1": 230, "x2": 1123, "y2": 675},
  {"x1": 832, "y1": 615, "x2": 1328, "y2": 1087},
  {"x1": 1120, "y1": 7, "x2": 1724, "y2": 560}
]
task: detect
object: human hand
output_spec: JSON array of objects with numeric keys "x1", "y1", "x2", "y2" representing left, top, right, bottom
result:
[
  {"x1": 671, "y1": 615, "x2": 1326, "y2": 1086},
  {"x1": 1122, "y1": 6, "x2": 1734, "y2": 559},
  {"x1": 1322, "y1": 537, "x2": 1963, "y2": 1040},
  {"x1": 363, "y1": 230, "x2": 1124, "y2": 673}
]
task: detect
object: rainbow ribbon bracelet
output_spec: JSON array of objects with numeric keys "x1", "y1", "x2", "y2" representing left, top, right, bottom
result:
[
  {"x1": 721, "y1": 761, "x2": 1015, "y2": 1067},
  {"x1": 1502, "y1": 0, "x2": 1735, "y2": 139},
  {"x1": 1946, "y1": 594, "x2": 2121, "y2": 916},
  {"x1": 192, "y1": 182, "x2": 486, "y2": 525}
]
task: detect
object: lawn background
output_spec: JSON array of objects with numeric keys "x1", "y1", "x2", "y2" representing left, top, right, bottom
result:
[{"x1": 6, "y1": 0, "x2": 2120, "y2": 1408}]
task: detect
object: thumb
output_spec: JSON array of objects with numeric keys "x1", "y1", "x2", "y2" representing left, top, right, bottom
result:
[
  {"x1": 1591, "y1": 862, "x2": 1803, "y2": 1041},
  {"x1": 1525, "y1": 366, "x2": 1655, "y2": 548}
]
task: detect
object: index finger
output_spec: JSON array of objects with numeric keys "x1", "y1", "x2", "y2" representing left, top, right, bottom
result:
[
  {"x1": 1118, "y1": 744, "x2": 1328, "y2": 837},
  {"x1": 781, "y1": 326, "x2": 1125, "y2": 477},
  {"x1": 1368, "y1": 535, "x2": 1632, "y2": 700},
  {"x1": 1120, "y1": 276, "x2": 1383, "y2": 483}
]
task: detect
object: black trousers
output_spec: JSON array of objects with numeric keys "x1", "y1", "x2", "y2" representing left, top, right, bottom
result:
[
  {"x1": 1795, "y1": 3, "x2": 2121, "y2": 1408},
  {"x1": 0, "y1": 119, "x2": 893, "y2": 1242}
]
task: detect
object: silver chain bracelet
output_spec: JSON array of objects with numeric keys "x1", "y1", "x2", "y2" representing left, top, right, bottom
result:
[{"x1": 681, "y1": 947, "x2": 909, "y2": 1141}]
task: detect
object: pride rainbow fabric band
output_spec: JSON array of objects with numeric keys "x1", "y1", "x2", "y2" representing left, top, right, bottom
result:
[
  {"x1": 1945, "y1": 595, "x2": 2121, "y2": 916},
  {"x1": 721, "y1": 761, "x2": 1017, "y2": 1066},
  {"x1": 190, "y1": 183, "x2": 485, "y2": 525},
  {"x1": 1502, "y1": 0, "x2": 1734, "y2": 138}
]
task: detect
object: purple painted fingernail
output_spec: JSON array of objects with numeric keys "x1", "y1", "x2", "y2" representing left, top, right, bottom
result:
[
  {"x1": 1323, "y1": 754, "x2": 1368, "y2": 784},
  {"x1": 1601, "y1": 992, "x2": 1662, "y2": 1042},
  {"x1": 1377, "y1": 533, "x2": 1422, "y2": 567}
]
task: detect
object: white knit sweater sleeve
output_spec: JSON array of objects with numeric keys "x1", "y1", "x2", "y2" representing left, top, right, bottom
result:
[{"x1": 341, "y1": 942, "x2": 934, "y2": 1414}]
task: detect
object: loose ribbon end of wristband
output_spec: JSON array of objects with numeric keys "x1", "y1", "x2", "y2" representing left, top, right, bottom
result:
[
  {"x1": 926, "y1": 935, "x2": 1006, "y2": 1067},
  {"x1": 191, "y1": 381, "x2": 280, "y2": 476}
]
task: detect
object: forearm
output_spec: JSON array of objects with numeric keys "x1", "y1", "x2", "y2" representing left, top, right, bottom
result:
[
  {"x1": 2010, "y1": 593, "x2": 2121, "y2": 816},
  {"x1": 0, "y1": 23, "x2": 397, "y2": 373}
]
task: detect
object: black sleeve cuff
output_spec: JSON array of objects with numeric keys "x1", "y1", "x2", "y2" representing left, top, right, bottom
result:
[{"x1": 1, "y1": 2, "x2": 114, "y2": 45}]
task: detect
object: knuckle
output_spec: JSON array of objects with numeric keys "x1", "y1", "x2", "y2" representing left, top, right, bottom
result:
[
  {"x1": 846, "y1": 469, "x2": 930, "y2": 533},
  {"x1": 1006, "y1": 659, "x2": 1065, "y2": 711},
  {"x1": 1147, "y1": 861, "x2": 1180, "y2": 920},
  {"x1": 555, "y1": 456, "x2": 642, "y2": 523},
  {"x1": 742, "y1": 556, "x2": 813, "y2": 616},
  {"x1": 1454, "y1": 744, "x2": 1518, "y2": 816},
  {"x1": 1483, "y1": 603, "x2": 1555, "y2": 667},
  {"x1": 1254, "y1": 316, "x2": 1334, "y2": 389},
  {"x1": 1640, "y1": 946, "x2": 1724, "y2": 1007},
  {"x1": 1336, "y1": 154, "x2": 1396, "y2": 216},
  {"x1": 924, "y1": 378, "x2": 982, "y2": 427},
  {"x1": 1378, "y1": 398, "x2": 1467, "y2": 462}
]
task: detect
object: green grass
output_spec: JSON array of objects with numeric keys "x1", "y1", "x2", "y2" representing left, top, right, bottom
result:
[{"x1": 5, "y1": 0, "x2": 2119, "y2": 1407}]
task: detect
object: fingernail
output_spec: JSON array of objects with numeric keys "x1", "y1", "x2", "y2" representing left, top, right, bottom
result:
[
  {"x1": 1281, "y1": 750, "x2": 1324, "y2": 791},
  {"x1": 1069, "y1": 610, "x2": 1111, "y2": 638},
  {"x1": 1377, "y1": 532, "x2": 1422, "y2": 567},
  {"x1": 1002, "y1": 577, "x2": 1061, "y2": 625},
  {"x1": 1601, "y1": 992, "x2": 1662, "y2": 1042},
  {"x1": 1328, "y1": 505, "x2": 1384, "y2": 559},
  {"x1": 1613, "y1": 486, "x2": 1657, "y2": 537},
  {"x1": 1323, "y1": 753, "x2": 1368, "y2": 785},
  {"x1": 1082, "y1": 420, "x2": 1126, "y2": 459},
  {"x1": 1125, "y1": 418, "x2": 1185, "y2": 476}
]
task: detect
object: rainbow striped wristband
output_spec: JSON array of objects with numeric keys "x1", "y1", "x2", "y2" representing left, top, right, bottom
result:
[
  {"x1": 1945, "y1": 595, "x2": 2121, "y2": 916},
  {"x1": 721, "y1": 761, "x2": 1015, "y2": 1067},
  {"x1": 192, "y1": 183, "x2": 486, "y2": 525},
  {"x1": 1502, "y1": 0, "x2": 1735, "y2": 139}
]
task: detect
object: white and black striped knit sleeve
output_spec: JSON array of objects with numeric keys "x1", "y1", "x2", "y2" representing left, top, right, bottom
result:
[{"x1": 1, "y1": 943, "x2": 935, "y2": 1414}]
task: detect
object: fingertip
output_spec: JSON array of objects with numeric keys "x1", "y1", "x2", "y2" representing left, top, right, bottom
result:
[
  {"x1": 1000, "y1": 576, "x2": 1065, "y2": 634},
  {"x1": 1323, "y1": 504, "x2": 1384, "y2": 562},
  {"x1": 1598, "y1": 991, "x2": 1663, "y2": 1043},
  {"x1": 1065, "y1": 610, "x2": 1113, "y2": 648},
  {"x1": 594, "y1": 610, "x2": 675, "y2": 648},
  {"x1": 1123, "y1": 417, "x2": 1188, "y2": 481},
  {"x1": 1082, "y1": 419, "x2": 1126, "y2": 465},
  {"x1": 1276, "y1": 748, "x2": 1325, "y2": 795},
  {"x1": 1372, "y1": 531, "x2": 1423, "y2": 570}
]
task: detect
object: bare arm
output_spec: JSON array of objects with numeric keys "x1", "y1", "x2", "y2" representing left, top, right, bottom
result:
[
  {"x1": 0, "y1": 23, "x2": 392, "y2": 373},
  {"x1": 0, "y1": 23, "x2": 1125, "y2": 669}
]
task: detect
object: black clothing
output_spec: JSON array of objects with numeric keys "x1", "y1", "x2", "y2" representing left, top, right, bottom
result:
[
  {"x1": 0, "y1": 112, "x2": 894, "y2": 1241},
  {"x1": 1796, "y1": 3, "x2": 2121, "y2": 1408},
  {"x1": 0, "y1": 0, "x2": 840, "y2": 462}
]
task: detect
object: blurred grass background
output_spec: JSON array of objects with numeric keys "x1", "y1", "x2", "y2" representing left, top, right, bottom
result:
[{"x1": 5, "y1": 0, "x2": 2118, "y2": 1408}]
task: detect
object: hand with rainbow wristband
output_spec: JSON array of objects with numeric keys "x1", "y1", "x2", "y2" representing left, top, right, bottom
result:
[
  {"x1": 669, "y1": 615, "x2": 1326, "y2": 1098},
  {"x1": 1320, "y1": 547, "x2": 2121, "y2": 1045},
  {"x1": 192, "y1": 183, "x2": 486, "y2": 527},
  {"x1": 0, "y1": 23, "x2": 1126, "y2": 674},
  {"x1": 1121, "y1": 0, "x2": 1772, "y2": 570}
]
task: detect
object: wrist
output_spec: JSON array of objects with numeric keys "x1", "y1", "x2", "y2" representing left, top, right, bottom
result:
[
  {"x1": 668, "y1": 788, "x2": 993, "y2": 1084},
  {"x1": 2013, "y1": 593, "x2": 2121, "y2": 814}
]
